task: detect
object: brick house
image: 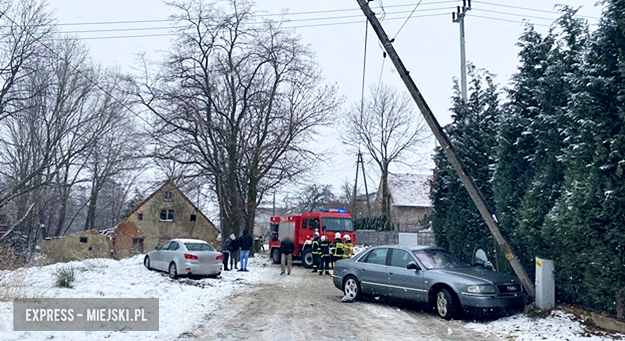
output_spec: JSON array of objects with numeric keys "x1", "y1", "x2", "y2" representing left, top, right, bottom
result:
[
  {"x1": 377, "y1": 173, "x2": 433, "y2": 232},
  {"x1": 40, "y1": 181, "x2": 219, "y2": 263},
  {"x1": 111, "y1": 181, "x2": 220, "y2": 258}
]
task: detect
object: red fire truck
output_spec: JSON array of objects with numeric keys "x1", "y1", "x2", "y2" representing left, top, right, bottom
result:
[{"x1": 268, "y1": 208, "x2": 356, "y2": 268}]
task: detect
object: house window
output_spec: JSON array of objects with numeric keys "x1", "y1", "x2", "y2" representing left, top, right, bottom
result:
[
  {"x1": 160, "y1": 209, "x2": 174, "y2": 221},
  {"x1": 138, "y1": 213, "x2": 143, "y2": 221},
  {"x1": 131, "y1": 238, "x2": 144, "y2": 252},
  {"x1": 164, "y1": 191, "x2": 173, "y2": 201},
  {"x1": 190, "y1": 214, "x2": 197, "y2": 222},
  {"x1": 79, "y1": 237, "x2": 88, "y2": 243}
]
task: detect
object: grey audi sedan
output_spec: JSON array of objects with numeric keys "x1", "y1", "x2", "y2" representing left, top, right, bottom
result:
[
  {"x1": 144, "y1": 238, "x2": 223, "y2": 278},
  {"x1": 332, "y1": 245, "x2": 525, "y2": 319}
]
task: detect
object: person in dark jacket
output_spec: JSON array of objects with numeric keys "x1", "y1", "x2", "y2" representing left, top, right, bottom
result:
[
  {"x1": 222, "y1": 237, "x2": 232, "y2": 271},
  {"x1": 238, "y1": 229, "x2": 254, "y2": 272},
  {"x1": 311, "y1": 232, "x2": 321, "y2": 273},
  {"x1": 319, "y1": 235, "x2": 331, "y2": 275},
  {"x1": 226, "y1": 234, "x2": 239, "y2": 270},
  {"x1": 280, "y1": 236, "x2": 295, "y2": 275}
]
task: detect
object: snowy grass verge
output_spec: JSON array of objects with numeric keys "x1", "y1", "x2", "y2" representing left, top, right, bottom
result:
[
  {"x1": 465, "y1": 310, "x2": 623, "y2": 341},
  {"x1": 0, "y1": 253, "x2": 274, "y2": 340}
]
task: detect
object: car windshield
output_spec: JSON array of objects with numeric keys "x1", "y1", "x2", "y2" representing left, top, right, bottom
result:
[
  {"x1": 321, "y1": 217, "x2": 354, "y2": 232},
  {"x1": 413, "y1": 249, "x2": 470, "y2": 270},
  {"x1": 184, "y1": 243, "x2": 215, "y2": 252}
]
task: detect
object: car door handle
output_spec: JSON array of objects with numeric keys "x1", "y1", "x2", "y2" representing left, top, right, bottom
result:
[{"x1": 389, "y1": 272, "x2": 394, "y2": 275}]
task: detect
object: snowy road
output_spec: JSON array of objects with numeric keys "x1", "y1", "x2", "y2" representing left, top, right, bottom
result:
[{"x1": 189, "y1": 261, "x2": 498, "y2": 341}]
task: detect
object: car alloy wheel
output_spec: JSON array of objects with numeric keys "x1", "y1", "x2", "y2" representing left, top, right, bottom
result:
[
  {"x1": 343, "y1": 277, "x2": 360, "y2": 300},
  {"x1": 436, "y1": 291, "x2": 448, "y2": 317},
  {"x1": 435, "y1": 287, "x2": 458, "y2": 320},
  {"x1": 169, "y1": 263, "x2": 178, "y2": 279}
]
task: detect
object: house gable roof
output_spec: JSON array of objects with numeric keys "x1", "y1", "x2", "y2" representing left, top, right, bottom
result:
[
  {"x1": 383, "y1": 173, "x2": 433, "y2": 208},
  {"x1": 125, "y1": 180, "x2": 219, "y2": 231}
]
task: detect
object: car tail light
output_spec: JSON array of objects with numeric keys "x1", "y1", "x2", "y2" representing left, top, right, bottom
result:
[
  {"x1": 184, "y1": 253, "x2": 199, "y2": 260},
  {"x1": 216, "y1": 254, "x2": 223, "y2": 261}
]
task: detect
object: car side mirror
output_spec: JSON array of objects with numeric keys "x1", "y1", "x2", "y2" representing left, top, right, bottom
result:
[{"x1": 407, "y1": 262, "x2": 420, "y2": 271}]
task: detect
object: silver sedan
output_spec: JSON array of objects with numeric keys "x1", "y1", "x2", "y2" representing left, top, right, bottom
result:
[
  {"x1": 144, "y1": 238, "x2": 223, "y2": 278},
  {"x1": 332, "y1": 245, "x2": 525, "y2": 319}
]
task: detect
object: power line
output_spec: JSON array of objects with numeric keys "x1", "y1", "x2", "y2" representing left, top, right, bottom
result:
[
  {"x1": 55, "y1": 7, "x2": 455, "y2": 35},
  {"x1": 0, "y1": 10, "x2": 151, "y2": 126},
  {"x1": 472, "y1": 1, "x2": 600, "y2": 20},
  {"x1": 53, "y1": 13, "x2": 453, "y2": 40},
  {"x1": 393, "y1": 0, "x2": 424, "y2": 39},
  {"x1": 474, "y1": 8, "x2": 597, "y2": 22},
  {"x1": 8, "y1": 1, "x2": 459, "y2": 28},
  {"x1": 471, "y1": 14, "x2": 551, "y2": 27}
]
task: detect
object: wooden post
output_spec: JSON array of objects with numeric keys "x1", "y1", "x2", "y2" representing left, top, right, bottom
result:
[{"x1": 355, "y1": 0, "x2": 535, "y2": 298}]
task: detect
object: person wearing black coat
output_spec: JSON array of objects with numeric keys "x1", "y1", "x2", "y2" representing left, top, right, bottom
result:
[
  {"x1": 280, "y1": 236, "x2": 295, "y2": 275},
  {"x1": 226, "y1": 234, "x2": 240, "y2": 270},
  {"x1": 319, "y1": 235, "x2": 331, "y2": 275},
  {"x1": 238, "y1": 229, "x2": 254, "y2": 272}
]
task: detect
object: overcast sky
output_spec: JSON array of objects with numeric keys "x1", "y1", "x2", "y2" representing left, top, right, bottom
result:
[{"x1": 48, "y1": 0, "x2": 604, "y2": 202}]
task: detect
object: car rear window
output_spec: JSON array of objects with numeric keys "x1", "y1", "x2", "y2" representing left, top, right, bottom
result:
[{"x1": 184, "y1": 243, "x2": 215, "y2": 251}]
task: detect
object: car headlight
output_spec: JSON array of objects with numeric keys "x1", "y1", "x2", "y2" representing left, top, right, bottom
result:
[{"x1": 466, "y1": 285, "x2": 495, "y2": 294}]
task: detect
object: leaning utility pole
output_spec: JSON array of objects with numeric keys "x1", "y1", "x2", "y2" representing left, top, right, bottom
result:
[
  {"x1": 452, "y1": 0, "x2": 471, "y2": 101},
  {"x1": 355, "y1": 0, "x2": 535, "y2": 298}
]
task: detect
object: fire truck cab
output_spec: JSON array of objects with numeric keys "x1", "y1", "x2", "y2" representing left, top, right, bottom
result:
[{"x1": 268, "y1": 209, "x2": 356, "y2": 268}]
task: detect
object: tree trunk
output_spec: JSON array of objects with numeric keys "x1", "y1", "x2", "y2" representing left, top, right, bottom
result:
[
  {"x1": 84, "y1": 179, "x2": 99, "y2": 231},
  {"x1": 381, "y1": 163, "x2": 392, "y2": 230}
]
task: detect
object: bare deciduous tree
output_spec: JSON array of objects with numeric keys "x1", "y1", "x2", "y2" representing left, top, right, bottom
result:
[
  {"x1": 343, "y1": 85, "x2": 429, "y2": 227},
  {"x1": 133, "y1": 0, "x2": 340, "y2": 240}
]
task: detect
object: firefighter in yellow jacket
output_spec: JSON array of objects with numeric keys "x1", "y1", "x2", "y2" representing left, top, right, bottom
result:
[
  {"x1": 332, "y1": 232, "x2": 344, "y2": 267},
  {"x1": 342, "y1": 234, "x2": 354, "y2": 259}
]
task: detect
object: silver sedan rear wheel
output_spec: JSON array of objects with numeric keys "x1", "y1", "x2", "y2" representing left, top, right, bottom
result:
[
  {"x1": 168, "y1": 262, "x2": 178, "y2": 279},
  {"x1": 343, "y1": 277, "x2": 361, "y2": 301}
]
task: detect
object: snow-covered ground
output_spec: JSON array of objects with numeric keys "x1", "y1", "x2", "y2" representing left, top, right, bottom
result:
[
  {"x1": 465, "y1": 310, "x2": 622, "y2": 341},
  {"x1": 0, "y1": 254, "x2": 274, "y2": 340}
]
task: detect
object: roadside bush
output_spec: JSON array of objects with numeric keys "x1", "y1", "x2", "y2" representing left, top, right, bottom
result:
[
  {"x1": 54, "y1": 266, "x2": 75, "y2": 288},
  {"x1": 353, "y1": 215, "x2": 393, "y2": 231}
]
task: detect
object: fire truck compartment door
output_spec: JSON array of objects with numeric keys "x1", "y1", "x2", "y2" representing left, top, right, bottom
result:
[{"x1": 278, "y1": 222, "x2": 295, "y2": 240}]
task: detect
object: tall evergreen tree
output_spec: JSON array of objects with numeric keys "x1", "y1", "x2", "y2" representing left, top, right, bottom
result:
[
  {"x1": 494, "y1": 9, "x2": 589, "y2": 270},
  {"x1": 432, "y1": 66, "x2": 501, "y2": 261},
  {"x1": 543, "y1": 0, "x2": 625, "y2": 318},
  {"x1": 492, "y1": 24, "x2": 553, "y2": 266}
]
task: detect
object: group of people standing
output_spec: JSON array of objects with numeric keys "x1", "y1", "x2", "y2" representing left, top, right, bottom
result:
[
  {"x1": 277, "y1": 231, "x2": 354, "y2": 276},
  {"x1": 222, "y1": 229, "x2": 254, "y2": 272},
  {"x1": 311, "y1": 231, "x2": 353, "y2": 275}
]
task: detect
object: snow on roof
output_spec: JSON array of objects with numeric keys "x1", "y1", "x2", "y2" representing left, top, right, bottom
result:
[{"x1": 386, "y1": 173, "x2": 432, "y2": 207}]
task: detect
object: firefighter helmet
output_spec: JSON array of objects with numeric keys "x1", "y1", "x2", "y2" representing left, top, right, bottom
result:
[
  {"x1": 334, "y1": 232, "x2": 341, "y2": 239},
  {"x1": 343, "y1": 234, "x2": 351, "y2": 241},
  {"x1": 314, "y1": 231, "x2": 319, "y2": 237},
  {"x1": 321, "y1": 235, "x2": 327, "y2": 241}
]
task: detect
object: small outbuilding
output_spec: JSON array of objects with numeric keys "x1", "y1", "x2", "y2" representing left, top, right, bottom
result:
[{"x1": 40, "y1": 229, "x2": 112, "y2": 264}]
